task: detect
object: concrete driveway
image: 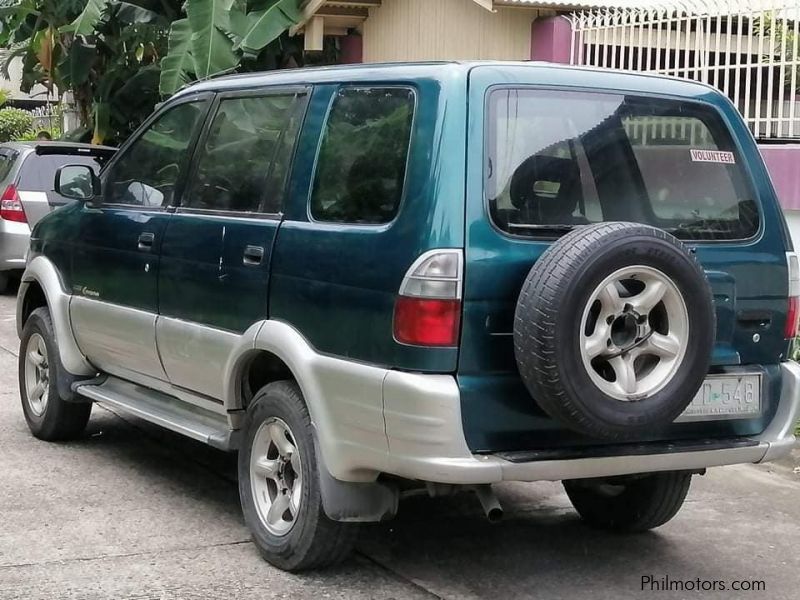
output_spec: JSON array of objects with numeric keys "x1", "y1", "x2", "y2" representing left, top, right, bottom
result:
[{"x1": 1, "y1": 292, "x2": 799, "y2": 599}]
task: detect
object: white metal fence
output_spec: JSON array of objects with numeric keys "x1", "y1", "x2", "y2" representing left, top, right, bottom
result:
[{"x1": 569, "y1": 1, "x2": 800, "y2": 139}]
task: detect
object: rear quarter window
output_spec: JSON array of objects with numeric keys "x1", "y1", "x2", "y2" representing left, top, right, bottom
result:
[
  {"x1": 310, "y1": 86, "x2": 415, "y2": 224},
  {"x1": 486, "y1": 88, "x2": 759, "y2": 241},
  {"x1": 0, "y1": 148, "x2": 20, "y2": 183}
]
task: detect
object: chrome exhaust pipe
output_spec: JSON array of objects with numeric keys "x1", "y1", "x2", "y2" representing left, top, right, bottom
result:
[{"x1": 473, "y1": 484, "x2": 503, "y2": 522}]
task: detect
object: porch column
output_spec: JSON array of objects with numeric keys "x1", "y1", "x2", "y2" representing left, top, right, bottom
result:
[{"x1": 530, "y1": 15, "x2": 573, "y2": 63}]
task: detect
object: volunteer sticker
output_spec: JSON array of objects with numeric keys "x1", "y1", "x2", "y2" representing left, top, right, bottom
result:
[{"x1": 690, "y1": 149, "x2": 735, "y2": 164}]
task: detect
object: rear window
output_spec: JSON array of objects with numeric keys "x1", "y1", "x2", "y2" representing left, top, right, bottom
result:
[
  {"x1": 486, "y1": 89, "x2": 759, "y2": 241},
  {"x1": 18, "y1": 154, "x2": 109, "y2": 192}
]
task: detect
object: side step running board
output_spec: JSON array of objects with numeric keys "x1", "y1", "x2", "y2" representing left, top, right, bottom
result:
[{"x1": 74, "y1": 376, "x2": 238, "y2": 451}]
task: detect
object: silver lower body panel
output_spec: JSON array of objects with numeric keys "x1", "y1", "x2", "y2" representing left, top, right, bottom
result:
[
  {"x1": 0, "y1": 219, "x2": 30, "y2": 271},
  {"x1": 360, "y1": 361, "x2": 800, "y2": 485}
]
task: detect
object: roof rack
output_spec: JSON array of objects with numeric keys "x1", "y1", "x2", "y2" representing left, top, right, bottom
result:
[{"x1": 177, "y1": 66, "x2": 241, "y2": 94}]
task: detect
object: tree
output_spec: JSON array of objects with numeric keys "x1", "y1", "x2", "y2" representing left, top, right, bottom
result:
[
  {"x1": 0, "y1": 0, "x2": 305, "y2": 145},
  {"x1": 159, "y1": 0, "x2": 303, "y2": 96},
  {"x1": 0, "y1": 0, "x2": 179, "y2": 143}
]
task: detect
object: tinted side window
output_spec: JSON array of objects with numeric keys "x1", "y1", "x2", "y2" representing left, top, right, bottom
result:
[
  {"x1": 185, "y1": 92, "x2": 305, "y2": 214},
  {"x1": 105, "y1": 101, "x2": 207, "y2": 208},
  {"x1": 310, "y1": 87, "x2": 415, "y2": 224}
]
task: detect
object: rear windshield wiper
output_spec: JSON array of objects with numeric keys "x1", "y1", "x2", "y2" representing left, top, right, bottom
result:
[
  {"x1": 507, "y1": 223, "x2": 577, "y2": 234},
  {"x1": 664, "y1": 220, "x2": 736, "y2": 240}
]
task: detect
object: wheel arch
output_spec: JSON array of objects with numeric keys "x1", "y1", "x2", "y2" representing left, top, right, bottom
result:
[
  {"x1": 18, "y1": 257, "x2": 95, "y2": 377},
  {"x1": 223, "y1": 320, "x2": 389, "y2": 480},
  {"x1": 224, "y1": 320, "x2": 398, "y2": 522}
]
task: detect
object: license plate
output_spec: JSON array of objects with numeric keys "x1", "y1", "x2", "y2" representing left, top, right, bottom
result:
[{"x1": 675, "y1": 374, "x2": 762, "y2": 422}]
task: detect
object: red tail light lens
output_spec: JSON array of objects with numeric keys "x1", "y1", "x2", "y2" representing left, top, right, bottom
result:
[
  {"x1": 0, "y1": 184, "x2": 27, "y2": 223},
  {"x1": 786, "y1": 296, "x2": 800, "y2": 339},
  {"x1": 394, "y1": 297, "x2": 461, "y2": 347}
]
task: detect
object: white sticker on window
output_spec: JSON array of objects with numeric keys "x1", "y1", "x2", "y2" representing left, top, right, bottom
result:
[{"x1": 690, "y1": 149, "x2": 735, "y2": 164}]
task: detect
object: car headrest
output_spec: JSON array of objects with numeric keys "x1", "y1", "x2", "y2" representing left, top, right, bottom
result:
[{"x1": 509, "y1": 155, "x2": 581, "y2": 221}]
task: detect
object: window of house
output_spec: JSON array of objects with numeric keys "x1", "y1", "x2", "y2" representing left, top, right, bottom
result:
[
  {"x1": 184, "y1": 92, "x2": 305, "y2": 214},
  {"x1": 487, "y1": 89, "x2": 759, "y2": 241},
  {"x1": 310, "y1": 87, "x2": 415, "y2": 224},
  {"x1": 104, "y1": 100, "x2": 208, "y2": 208}
]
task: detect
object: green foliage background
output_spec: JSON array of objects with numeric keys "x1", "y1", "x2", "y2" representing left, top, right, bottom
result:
[
  {"x1": 0, "y1": 107, "x2": 33, "y2": 141},
  {"x1": 0, "y1": 0, "x2": 320, "y2": 145}
]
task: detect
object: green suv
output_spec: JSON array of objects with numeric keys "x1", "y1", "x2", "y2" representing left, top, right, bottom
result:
[{"x1": 16, "y1": 62, "x2": 800, "y2": 571}]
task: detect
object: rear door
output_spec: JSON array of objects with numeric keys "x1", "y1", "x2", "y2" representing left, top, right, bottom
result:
[
  {"x1": 156, "y1": 88, "x2": 308, "y2": 400},
  {"x1": 17, "y1": 150, "x2": 114, "y2": 227},
  {"x1": 460, "y1": 67, "x2": 790, "y2": 452}
]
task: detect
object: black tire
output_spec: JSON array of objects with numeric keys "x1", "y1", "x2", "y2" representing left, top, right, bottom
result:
[
  {"x1": 19, "y1": 307, "x2": 91, "y2": 440},
  {"x1": 0, "y1": 272, "x2": 9, "y2": 295},
  {"x1": 514, "y1": 222, "x2": 715, "y2": 440},
  {"x1": 238, "y1": 381, "x2": 358, "y2": 572},
  {"x1": 563, "y1": 471, "x2": 693, "y2": 532}
]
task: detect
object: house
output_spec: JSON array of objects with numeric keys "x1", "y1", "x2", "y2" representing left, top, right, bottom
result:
[{"x1": 291, "y1": 0, "x2": 585, "y2": 62}]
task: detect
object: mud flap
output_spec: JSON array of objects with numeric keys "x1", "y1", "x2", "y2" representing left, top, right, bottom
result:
[{"x1": 313, "y1": 431, "x2": 399, "y2": 522}]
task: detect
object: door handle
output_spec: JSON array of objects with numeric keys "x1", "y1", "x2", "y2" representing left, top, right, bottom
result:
[
  {"x1": 736, "y1": 309, "x2": 772, "y2": 329},
  {"x1": 243, "y1": 245, "x2": 265, "y2": 266},
  {"x1": 138, "y1": 232, "x2": 155, "y2": 251}
]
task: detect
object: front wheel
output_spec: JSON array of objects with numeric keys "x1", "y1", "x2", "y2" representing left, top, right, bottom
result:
[
  {"x1": 19, "y1": 307, "x2": 92, "y2": 440},
  {"x1": 238, "y1": 381, "x2": 358, "y2": 571},
  {"x1": 563, "y1": 471, "x2": 692, "y2": 532}
]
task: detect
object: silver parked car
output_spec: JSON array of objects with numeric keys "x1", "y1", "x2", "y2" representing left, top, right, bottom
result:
[{"x1": 0, "y1": 142, "x2": 115, "y2": 293}]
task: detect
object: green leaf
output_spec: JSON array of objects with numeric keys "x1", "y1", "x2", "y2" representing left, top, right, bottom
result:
[
  {"x1": 187, "y1": 0, "x2": 238, "y2": 80},
  {"x1": 233, "y1": 0, "x2": 301, "y2": 55},
  {"x1": 63, "y1": 0, "x2": 108, "y2": 36},
  {"x1": 93, "y1": 101, "x2": 111, "y2": 145},
  {"x1": 59, "y1": 37, "x2": 96, "y2": 88},
  {"x1": 159, "y1": 18, "x2": 193, "y2": 96},
  {"x1": 113, "y1": 1, "x2": 167, "y2": 26}
]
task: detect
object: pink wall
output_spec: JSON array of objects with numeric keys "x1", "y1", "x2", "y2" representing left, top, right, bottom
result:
[
  {"x1": 530, "y1": 16, "x2": 573, "y2": 63},
  {"x1": 760, "y1": 145, "x2": 800, "y2": 210}
]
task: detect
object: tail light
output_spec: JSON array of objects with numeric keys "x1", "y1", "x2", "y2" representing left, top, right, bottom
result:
[
  {"x1": 785, "y1": 252, "x2": 800, "y2": 339},
  {"x1": 393, "y1": 249, "x2": 463, "y2": 347},
  {"x1": 0, "y1": 184, "x2": 27, "y2": 223}
]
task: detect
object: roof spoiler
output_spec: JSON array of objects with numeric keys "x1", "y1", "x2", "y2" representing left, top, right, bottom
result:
[{"x1": 34, "y1": 144, "x2": 116, "y2": 157}]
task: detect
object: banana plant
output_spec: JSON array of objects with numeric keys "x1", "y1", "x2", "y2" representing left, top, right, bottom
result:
[
  {"x1": 0, "y1": 0, "x2": 180, "y2": 143},
  {"x1": 158, "y1": 0, "x2": 302, "y2": 96}
]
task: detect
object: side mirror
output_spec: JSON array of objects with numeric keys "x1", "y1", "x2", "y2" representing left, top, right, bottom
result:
[{"x1": 54, "y1": 165, "x2": 101, "y2": 202}]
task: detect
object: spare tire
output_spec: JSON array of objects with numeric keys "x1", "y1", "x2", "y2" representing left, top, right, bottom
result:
[{"x1": 513, "y1": 222, "x2": 715, "y2": 440}]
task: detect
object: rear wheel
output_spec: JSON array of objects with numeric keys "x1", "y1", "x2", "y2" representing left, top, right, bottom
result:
[
  {"x1": 563, "y1": 471, "x2": 692, "y2": 532},
  {"x1": 238, "y1": 381, "x2": 358, "y2": 571},
  {"x1": 19, "y1": 307, "x2": 92, "y2": 440}
]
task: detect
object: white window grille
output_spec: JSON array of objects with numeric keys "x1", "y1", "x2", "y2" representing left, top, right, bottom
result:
[{"x1": 569, "y1": 1, "x2": 800, "y2": 140}]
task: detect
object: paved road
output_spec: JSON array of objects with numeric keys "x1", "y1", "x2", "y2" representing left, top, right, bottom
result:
[{"x1": 1, "y1": 292, "x2": 799, "y2": 599}]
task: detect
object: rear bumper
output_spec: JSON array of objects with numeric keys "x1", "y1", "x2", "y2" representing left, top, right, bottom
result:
[
  {"x1": 0, "y1": 218, "x2": 30, "y2": 271},
  {"x1": 369, "y1": 361, "x2": 800, "y2": 485}
]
